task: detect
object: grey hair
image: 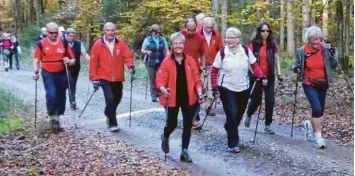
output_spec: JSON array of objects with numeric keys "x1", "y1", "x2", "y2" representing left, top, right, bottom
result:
[
  {"x1": 66, "y1": 28, "x2": 76, "y2": 34},
  {"x1": 150, "y1": 24, "x2": 160, "y2": 32},
  {"x1": 103, "y1": 22, "x2": 116, "y2": 30},
  {"x1": 195, "y1": 13, "x2": 205, "y2": 21},
  {"x1": 170, "y1": 32, "x2": 186, "y2": 43},
  {"x1": 226, "y1": 27, "x2": 242, "y2": 37},
  {"x1": 304, "y1": 26, "x2": 323, "y2": 41},
  {"x1": 46, "y1": 22, "x2": 59, "y2": 31},
  {"x1": 203, "y1": 17, "x2": 216, "y2": 26},
  {"x1": 40, "y1": 27, "x2": 47, "y2": 32}
]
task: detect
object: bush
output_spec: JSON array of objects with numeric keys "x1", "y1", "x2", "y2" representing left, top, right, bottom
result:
[
  {"x1": 281, "y1": 56, "x2": 294, "y2": 69},
  {"x1": 19, "y1": 25, "x2": 41, "y2": 49}
]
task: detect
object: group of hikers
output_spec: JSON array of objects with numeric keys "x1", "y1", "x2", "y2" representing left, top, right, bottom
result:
[
  {"x1": 32, "y1": 12, "x2": 338, "y2": 163},
  {"x1": 0, "y1": 31, "x2": 21, "y2": 71}
]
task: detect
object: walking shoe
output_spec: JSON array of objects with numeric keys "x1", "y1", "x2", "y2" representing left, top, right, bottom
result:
[
  {"x1": 304, "y1": 120, "x2": 314, "y2": 142},
  {"x1": 161, "y1": 134, "x2": 170, "y2": 153},
  {"x1": 243, "y1": 114, "x2": 251, "y2": 127},
  {"x1": 264, "y1": 125, "x2": 275, "y2": 134},
  {"x1": 228, "y1": 146, "x2": 241, "y2": 153},
  {"x1": 109, "y1": 126, "x2": 120, "y2": 132},
  {"x1": 49, "y1": 120, "x2": 64, "y2": 133},
  {"x1": 180, "y1": 150, "x2": 192, "y2": 163},
  {"x1": 313, "y1": 137, "x2": 326, "y2": 149},
  {"x1": 192, "y1": 120, "x2": 202, "y2": 130}
]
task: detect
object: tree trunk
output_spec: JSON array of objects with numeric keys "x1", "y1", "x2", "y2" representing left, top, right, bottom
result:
[
  {"x1": 302, "y1": 0, "x2": 310, "y2": 43},
  {"x1": 211, "y1": 0, "x2": 219, "y2": 31},
  {"x1": 322, "y1": 0, "x2": 329, "y2": 40},
  {"x1": 311, "y1": 0, "x2": 316, "y2": 25},
  {"x1": 280, "y1": 0, "x2": 285, "y2": 51},
  {"x1": 12, "y1": 0, "x2": 18, "y2": 35},
  {"x1": 220, "y1": 0, "x2": 227, "y2": 41},
  {"x1": 28, "y1": 0, "x2": 36, "y2": 24},
  {"x1": 336, "y1": 0, "x2": 344, "y2": 71},
  {"x1": 287, "y1": 0, "x2": 295, "y2": 56},
  {"x1": 344, "y1": 0, "x2": 350, "y2": 73}
]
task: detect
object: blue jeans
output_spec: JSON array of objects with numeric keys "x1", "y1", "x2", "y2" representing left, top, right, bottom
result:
[
  {"x1": 247, "y1": 79, "x2": 275, "y2": 125},
  {"x1": 219, "y1": 86, "x2": 250, "y2": 148},
  {"x1": 303, "y1": 84, "x2": 327, "y2": 117},
  {"x1": 41, "y1": 69, "x2": 68, "y2": 116}
]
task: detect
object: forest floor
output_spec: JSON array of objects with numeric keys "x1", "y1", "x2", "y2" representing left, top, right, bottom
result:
[{"x1": 0, "y1": 65, "x2": 353, "y2": 176}]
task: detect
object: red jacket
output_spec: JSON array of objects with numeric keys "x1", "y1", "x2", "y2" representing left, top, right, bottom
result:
[
  {"x1": 90, "y1": 37, "x2": 134, "y2": 82},
  {"x1": 197, "y1": 28, "x2": 223, "y2": 66},
  {"x1": 156, "y1": 54, "x2": 202, "y2": 107}
]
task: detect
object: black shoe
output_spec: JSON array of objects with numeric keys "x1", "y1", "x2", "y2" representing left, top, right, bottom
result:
[
  {"x1": 5, "y1": 68, "x2": 8, "y2": 72},
  {"x1": 50, "y1": 120, "x2": 64, "y2": 133},
  {"x1": 16, "y1": 67, "x2": 19, "y2": 70},
  {"x1": 180, "y1": 151, "x2": 192, "y2": 163},
  {"x1": 161, "y1": 134, "x2": 169, "y2": 153}
]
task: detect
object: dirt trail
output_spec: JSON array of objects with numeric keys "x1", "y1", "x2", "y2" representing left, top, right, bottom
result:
[{"x1": 0, "y1": 66, "x2": 353, "y2": 176}]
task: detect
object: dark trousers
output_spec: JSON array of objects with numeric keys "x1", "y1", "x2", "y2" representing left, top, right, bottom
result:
[
  {"x1": 41, "y1": 69, "x2": 68, "y2": 116},
  {"x1": 164, "y1": 103, "x2": 198, "y2": 150},
  {"x1": 100, "y1": 80, "x2": 123, "y2": 127},
  {"x1": 69, "y1": 68, "x2": 80, "y2": 103},
  {"x1": 303, "y1": 84, "x2": 327, "y2": 117},
  {"x1": 146, "y1": 64, "x2": 159, "y2": 100},
  {"x1": 9, "y1": 51, "x2": 19, "y2": 68},
  {"x1": 219, "y1": 86, "x2": 250, "y2": 148},
  {"x1": 247, "y1": 78, "x2": 275, "y2": 125},
  {"x1": 8, "y1": 51, "x2": 13, "y2": 68}
]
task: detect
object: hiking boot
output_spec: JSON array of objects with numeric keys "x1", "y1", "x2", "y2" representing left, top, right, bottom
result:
[
  {"x1": 243, "y1": 114, "x2": 251, "y2": 127},
  {"x1": 264, "y1": 125, "x2": 275, "y2": 134},
  {"x1": 49, "y1": 120, "x2": 64, "y2": 133},
  {"x1": 304, "y1": 120, "x2": 314, "y2": 142},
  {"x1": 192, "y1": 120, "x2": 202, "y2": 130},
  {"x1": 314, "y1": 137, "x2": 326, "y2": 149},
  {"x1": 180, "y1": 151, "x2": 192, "y2": 163},
  {"x1": 228, "y1": 146, "x2": 241, "y2": 153},
  {"x1": 161, "y1": 134, "x2": 169, "y2": 153},
  {"x1": 109, "y1": 126, "x2": 120, "y2": 132}
]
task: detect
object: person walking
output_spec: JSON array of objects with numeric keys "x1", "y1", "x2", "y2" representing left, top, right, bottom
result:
[
  {"x1": 32, "y1": 22, "x2": 75, "y2": 132},
  {"x1": 141, "y1": 24, "x2": 169, "y2": 102},
  {"x1": 243, "y1": 21, "x2": 283, "y2": 134},
  {"x1": 210, "y1": 27, "x2": 266, "y2": 153},
  {"x1": 157, "y1": 32, "x2": 204, "y2": 163},
  {"x1": 292, "y1": 26, "x2": 337, "y2": 149},
  {"x1": 90, "y1": 22, "x2": 135, "y2": 132},
  {"x1": 10, "y1": 35, "x2": 21, "y2": 70},
  {"x1": 0, "y1": 31, "x2": 13, "y2": 71}
]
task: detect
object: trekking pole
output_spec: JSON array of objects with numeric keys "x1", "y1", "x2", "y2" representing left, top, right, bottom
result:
[
  {"x1": 129, "y1": 75, "x2": 133, "y2": 127},
  {"x1": 336, "y1": 58, "x2": 354, "y2": 97},
  {"x1": 145, "y1": 71, "x2": 148, "y2": 99},
  {"x1": 291, "y1": 74, "x2": 300, "y2": 138},
  {"x1": 164, "y1": 88, "x2": 170, "y2": 162},
  {"x1": 248, "y1": 81, "x2": 261, "y2": 144},
  {"x1": 79, "y1": 89, "x2": 98, "y2": 118},
  {"x1": 64, "y1": 64, "x2": 74, "y2": 109},
  {"x1": 34, "y1": 80, "x2": 38, "y2": 128},
  {"x1": 86, "y1": 78, "x2": 91, "y2": 102}
]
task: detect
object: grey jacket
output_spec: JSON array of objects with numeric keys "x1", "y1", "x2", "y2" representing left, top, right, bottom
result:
[{"x1": 292, "y1": 44, "x2": 337, "y2": 85}]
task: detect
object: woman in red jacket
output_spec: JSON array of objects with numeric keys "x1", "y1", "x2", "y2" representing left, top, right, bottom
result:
[{"x1": 156, "y1": 32, "x2": 204, "y2": 163}]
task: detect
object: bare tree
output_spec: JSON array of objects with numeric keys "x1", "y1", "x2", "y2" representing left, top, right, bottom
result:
[
  {"x1": 302, "y1": 0, "x2": 310, "y2": 42},
  {"x1": 287, "y1": 0, "x2": 295, "y2": 56},
  {"x1": 280, "y1": 0, "x2": 285, "y2": 50},
  {"x1": 322, "y1": 0, "x2": 329, "y2": 40},
  {"x1": 336, "y1": 0, "x2": 344, "y2": 71},
  {"x1": 344, "y1": 0, "x2": 351, "y2": 73},
  {"x1": 220, "y1": 0, "x2": 227, "y2": 40}
]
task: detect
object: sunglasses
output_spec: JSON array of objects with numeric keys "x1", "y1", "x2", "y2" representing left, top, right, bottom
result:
[
  {"x1": 152, "y1": 30, "x2": 160, "y2": 34},
  {"x1": 48, "y1": 31, "x2": 59, "y2": 35},
  {"x1": 260, "y1": 30, "x2": 271, "y2": 33}
]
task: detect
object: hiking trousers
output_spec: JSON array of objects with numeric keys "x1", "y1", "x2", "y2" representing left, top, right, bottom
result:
[
  {"x1": 100, "y1": 80, "x2": 123, "y2": 127},
  {"x1": 303, "y1": 84, "x2": 327, "y2": 118},
  {"x1": 41, "y1": 69, "x2": 68, "y2": 116},
  {"x1": 146, "y1": 64, "x2": 159, "y2": 100},
  {"x1": 69, "y1": 68, "x2": 80, "y2": 103}
]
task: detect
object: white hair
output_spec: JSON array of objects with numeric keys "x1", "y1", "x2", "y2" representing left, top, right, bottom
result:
[
  {"x1": 203, "y1": 17, "x2": 216, "y2": 26},
  {"x1": 170, "y1": 32, "x2": 186, "y2": 43},
  {"x1": 59, "y1": 26, "x2": 65, "y2": 32},
  {"x1": 304, "y1": 26, "x2": 323, "y2": 41},
  {"x1": 66, "y1": 28, "x2": 76, "y2": 34},
  {"x1": 46, "y1": 22, "x2": 59, "y2": 31},
  {"x1": 196, "y1": 13, "x2": 205, "y2": 21},
  {"x1": 103, "y1": 22, "x2": 116, "y2": 30},
  {"x1": 226, "y1": 27, "x2": 242, "y2": 37},
  {"x1": 40, "y1": 27, "x2": 47, "y2": 33}
]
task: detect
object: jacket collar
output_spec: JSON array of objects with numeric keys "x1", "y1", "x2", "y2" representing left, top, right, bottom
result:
[
  {"x1": 200, "y1": 28, "x2": 216, "y2": 36},
  {"x1": 101, "y1": 36, "x2": 119, "y2": 44}
]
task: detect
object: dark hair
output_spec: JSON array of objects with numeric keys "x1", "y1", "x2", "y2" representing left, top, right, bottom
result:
[
  {"x1": 184, "y1": 18, "x2": 197, "y2": 28},
  {"x1": 253, "y1": 21, "x2": 275, "y2": 46}
]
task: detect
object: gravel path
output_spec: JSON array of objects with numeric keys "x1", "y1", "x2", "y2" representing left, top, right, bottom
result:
[{"x1": 0, "y1": 66, "x2": 353, "y2": 176}]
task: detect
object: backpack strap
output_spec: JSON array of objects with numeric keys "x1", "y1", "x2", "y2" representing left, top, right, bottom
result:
[
  {"x1": 220, "y1": 47, "x2": 225, "y2": 61},
  {"x1": 241, "y1": 45, "x2": 249, "y2": 57}
]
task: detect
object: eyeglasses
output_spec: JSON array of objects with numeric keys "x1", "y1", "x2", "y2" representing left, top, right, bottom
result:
[
  {"x1": 260, "y1": 30, "x2": 271, "y2": 33},
  {"x1": 48, "y1": 31, "x2": 59, "y2": 35}
]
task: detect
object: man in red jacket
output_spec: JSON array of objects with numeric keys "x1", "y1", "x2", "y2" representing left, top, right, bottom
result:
[{"x1": 90, "y1": 22, "x2": 135, "y2": 132}]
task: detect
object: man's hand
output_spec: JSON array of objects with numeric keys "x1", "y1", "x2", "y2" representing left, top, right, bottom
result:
[
  {"x1": 203, "y1": 69, "x2": 209, "y2": 77},
  {"x1": 145, "y1": 50, "x2": 152, "y2": 55},
  {"x1": 293, "y1": 67, "x2": 300, "y2": 74},
  {"x1": 32, "y1": 71, "x2": 39, "y2": 81},
  {"x1": 129, "y1": 67, "x2": 136, "y2": 76},
  {"x1": 63, "y1": 57, "x2": 70, "y2": 64},
  {"x1": 198, "y1": 95, "x2": 205, "y2": 104},
  {"x1": 160, "y1": 87, "x2": 170, "y2": 97},
  {"x1": 93, "y1": 81, "x2": 101, "y2": 91}
]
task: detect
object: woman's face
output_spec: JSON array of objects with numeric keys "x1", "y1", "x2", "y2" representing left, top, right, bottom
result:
[
  {"x1": 260, "y1": 24, "x2": 270, "y2": 40},
  {"x1": 172, "y1": 39, "x2": 184, "y2": 54},
  {"x1": 225, "y1": 32, "x2": 239, "y2": 48},
  {"x1": 308, "y1": 36, "x2": 321, "y2": 49}
]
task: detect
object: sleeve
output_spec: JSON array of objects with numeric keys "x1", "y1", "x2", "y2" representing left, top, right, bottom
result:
[
  {"x1": 67, "y1": 46, "x2": 75, "y2": 59},
  {"x1": 121, "y1": 41, "x2": 134, "y2": 69},
  {"x1": 248, "y1": 43, "x2": 254, "y2": 53},
  {"x1": 250, "y1": 63, "x2": 264, "y2": 79},
  {"x1": 33, "y1": 46, "x2": 41, "y2": 60},
  {"x1": 191, "y1": 59, "x2": 202, "y2": 92},
  {"x1": 163, "y1": 37, "x2": 169, "y2": 49},
  {"x1": 327, "y1": 49, "x2": 338, "y2": 69},
  {"x1": 155, "y1": 61, "x2": 169, "y2": 90},
  {"x1": 292, "y1": 48, "x2": 302, "y2": 72},
  {"x1": 142, "y1": 38, "x2": 149, "y2": 50},
  {"x1": 211, "y1": 51, "x2": 222, "y2": 88},
  {"x1": 247, "y1": 48, "x2": 257, "y2": 64},
  {"x1": 80, "y1": 41, "x2": 87, "y2": 53},
  {"x1": 89, "y1": 43, "x2": 99, "y2": 81}
]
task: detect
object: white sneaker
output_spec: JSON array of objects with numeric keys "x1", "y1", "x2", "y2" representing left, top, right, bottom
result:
[
  {"x1": 304, "y1": 120, "x2": 314, "y2": 142},
  {"x1": 109, "y1": 126, "x2": 120, "y2": 132},
  {"x1": 314, "y1": 137, "x2": 326, "y2": 149}
]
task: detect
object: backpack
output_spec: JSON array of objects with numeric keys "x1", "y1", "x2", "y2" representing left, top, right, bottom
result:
[
  {"x1": 35, "y1": 39, "x2": 69, "y2": 62},
  {"x1": 219, "y1": 45, "x2": 249, "y2": 61}
]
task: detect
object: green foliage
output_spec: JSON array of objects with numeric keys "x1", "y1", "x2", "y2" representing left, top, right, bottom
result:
[
  {"x1": 281, "y1": 56, "x2": 294, "y2": 69},
  {"x1": 19, "y1": 25, "x2": 40, "y2": 48}
]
